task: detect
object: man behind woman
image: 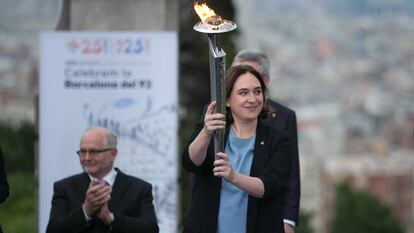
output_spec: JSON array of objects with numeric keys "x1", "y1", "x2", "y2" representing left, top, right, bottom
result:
[{"x1": 233, "y1": 50, "x2": 300, "y2": 233}]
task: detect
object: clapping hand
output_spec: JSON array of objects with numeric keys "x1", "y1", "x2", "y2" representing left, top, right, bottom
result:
[
  {"x1": 82, "y1": 180, "x2": 112, "y2": 216},
  {"x1": 96, "y1": 202, "x2": 113, "y2": 225}
]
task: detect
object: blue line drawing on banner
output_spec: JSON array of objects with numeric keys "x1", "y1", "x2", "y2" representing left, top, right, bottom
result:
[
  {"x1": 82, "y1": 96, "x2": 177, "y2": 159},
  {"x1": 153, "y1": 180, "x2": 177, "y2": 226}
]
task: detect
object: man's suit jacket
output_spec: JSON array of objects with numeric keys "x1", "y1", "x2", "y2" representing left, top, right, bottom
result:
[
  {"x1": 0, "y1": 147, "x2": 9, "y2": 233},
  {"x1": 46, "y1": 168, "x2": 159, "y2": 233},
  {"x1": 182, "y1": 120, "x2": 292, "y2": 233},
  {"x1": 264, "y1": 99, "x2": 300, "y2": 224},
  {"x1": 0, "y1": 147, "x2": 9, "y2": 204}
]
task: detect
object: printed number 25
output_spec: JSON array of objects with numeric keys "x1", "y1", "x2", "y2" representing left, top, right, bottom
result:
[{"x1": 124, "y1": 38, "x2": 143, "y2": 54}]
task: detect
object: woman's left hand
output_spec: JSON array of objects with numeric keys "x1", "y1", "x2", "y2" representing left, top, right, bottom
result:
[
  {"x1": 213, "y1": 152, "x2": 237, "y2": 183},
  {"x1": 214, "y1": 153, "x2": 265, "y2": 198}
]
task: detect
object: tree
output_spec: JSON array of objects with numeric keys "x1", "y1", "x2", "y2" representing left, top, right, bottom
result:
[
  {"x1": 0, "y1": 121, "x2": 37, "y2": 233},
  {"x1": 0, "y1": 173, "x2": 36, "y2": 233},
  {"x1": 296, "y1": 211, "x2": 314, "y2": 233},
  {"x1": 330, "y1": 182, "x2": 405, "y2": 233},
  {"x1": 0, "y1": 121, "x2": 37, "y2": 173}
]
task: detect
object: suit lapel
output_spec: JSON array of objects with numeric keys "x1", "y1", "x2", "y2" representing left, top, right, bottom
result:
[
  {"x1": 109, "y1": 168, "x2": 130, "y2": 209},
  {"x1": 250, "y1": 121, "x2": 267, "y2": 177},
  {"x1": 246, "y1": 121, "x2": 267, "y2": 233},
  {"x1": 75, "y1": 172, "x2": 91, "y2": 198}
]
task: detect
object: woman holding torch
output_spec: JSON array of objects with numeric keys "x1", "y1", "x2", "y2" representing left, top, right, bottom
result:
[{"x1": 182, "y1": 65, "x2": 292, "y2": 233}]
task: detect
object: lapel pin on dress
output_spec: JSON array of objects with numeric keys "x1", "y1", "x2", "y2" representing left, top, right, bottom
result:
[{"x1": 260, "y1": 141, "x2": 264, "y2": 145}]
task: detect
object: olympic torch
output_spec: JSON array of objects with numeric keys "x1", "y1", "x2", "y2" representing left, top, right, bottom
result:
[{"x1": 193, "y1": 1, "x2": 237, "y2": 155}]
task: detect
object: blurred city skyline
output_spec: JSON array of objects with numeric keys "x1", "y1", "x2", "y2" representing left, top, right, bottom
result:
[
  {"x1": 234, "y1": 0, "x2": 413, "y2": 155},
  {"x1": 233, "y1": 1, "x2": 414, "y2": 232}
]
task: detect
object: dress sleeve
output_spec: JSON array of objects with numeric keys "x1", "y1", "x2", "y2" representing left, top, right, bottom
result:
[{"x1": 258, "y1": 133, "x2": 292, "y2": 202}]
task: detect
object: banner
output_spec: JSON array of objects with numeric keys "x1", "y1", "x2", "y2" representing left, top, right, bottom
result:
[{"x1": 39, "y1": 31, "x2": 178, "y2": 233}]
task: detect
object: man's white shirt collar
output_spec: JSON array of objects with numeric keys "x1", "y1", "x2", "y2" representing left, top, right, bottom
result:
[{"x1": 88, "y1": 168, "x2": 117, "y2": 186}]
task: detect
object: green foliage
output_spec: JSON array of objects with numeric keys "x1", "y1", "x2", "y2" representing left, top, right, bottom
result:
[
  {"x1": 0, "y1": 121, "x2": 37, "y2": 173},
  {"x1": 0, "y1": 173, "x2": 36, "y2": 233},
  {"x1": 297, "y1": 211, "x2": 314, "y2": 233},
  {"x1": 0, "y1": 121, "x2": 37, "y2": 233},
  {"x1": 329, "y1": 182, "x2": 405, "y2": 233}
]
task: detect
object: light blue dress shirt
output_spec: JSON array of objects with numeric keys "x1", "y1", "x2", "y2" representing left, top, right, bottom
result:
[{"x1": 217, "y1": 129, "x2": 255, "y2": 233}]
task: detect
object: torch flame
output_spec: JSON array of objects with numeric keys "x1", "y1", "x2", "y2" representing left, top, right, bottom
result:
[
  {"x1": 193, "y1": 1, "x2": 236, "y2": 33},
  {"x1": 194, "y1": 1, "x2": 218, "y2": 23}
]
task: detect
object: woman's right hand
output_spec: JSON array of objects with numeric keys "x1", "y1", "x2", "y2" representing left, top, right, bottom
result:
[
  {"x1": 203, "y1": 101, "x2": 226, "y2": 136},
  {"x1": 188, "y1": 101, "x2": 227, "y2": 166}
]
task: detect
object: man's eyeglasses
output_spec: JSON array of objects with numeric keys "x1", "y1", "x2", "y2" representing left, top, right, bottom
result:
[{"x1": 76, "y1": 148, "x2": 112, "y2": 157}]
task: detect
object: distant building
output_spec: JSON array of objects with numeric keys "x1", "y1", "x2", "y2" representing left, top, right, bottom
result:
[{"x1": 317, "y1": 156, "x2": 414, "y2": 233}]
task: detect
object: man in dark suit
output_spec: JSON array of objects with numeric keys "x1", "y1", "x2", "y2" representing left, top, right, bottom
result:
[
  {"x1": 233, "y1": 50, "x2": 301, "y2": 233},
  {"x1": 0, "y1": 147, "x2": 9, "y2": 233},
  {"x1": 46, "y1": 127, "x2": 159, "y2": 233}
]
